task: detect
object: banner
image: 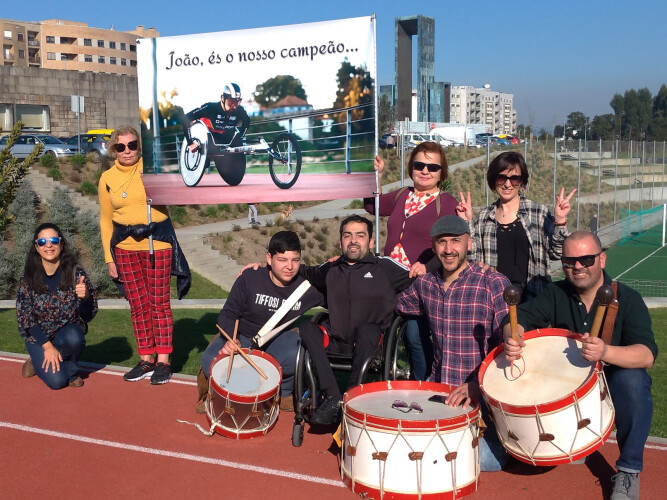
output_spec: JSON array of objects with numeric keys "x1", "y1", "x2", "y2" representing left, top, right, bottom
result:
[{"x1": 136, "y1": 16, "x2": 377, "y2": 205}]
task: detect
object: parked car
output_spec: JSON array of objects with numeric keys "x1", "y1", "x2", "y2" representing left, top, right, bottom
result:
[
  {"x1": 378, "y1": 133, "x2": 397, "y2": 149},
  {"x1": 65, "y1": 133, "x2": 110, "y2": 162},
  {"x1": 509, "y1": 136, "x2": 520, "y2": 145},
  {"x1": 404, "y1": 133, "x2": 429, "y2": 150},
  {"x1": 0, "y1": 134, "x2": 80, "y2": 159},
  {"x1": 494, "y1": 137, "x2": 511, "y2": 147}
]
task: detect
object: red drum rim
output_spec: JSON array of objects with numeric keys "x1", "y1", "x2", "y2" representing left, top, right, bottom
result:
[
  {"x1": 343, "y1": 380, "x2": 480, "y2": 431},
  {"x1": 479, "y1": 328, "x2": 603, "y2": 416},
  {"x1": 209, "y1": 349, "x2": 282, "y2": 403},
  {"x1": 342, "y1": 473, "x2": 478, "y2": 500}
]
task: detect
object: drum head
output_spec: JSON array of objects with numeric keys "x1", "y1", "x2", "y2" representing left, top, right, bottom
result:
[
  {"x1": 211, "y1": 353, "x2": 280, "y2": 397},
  {"x1": 482, "y1": 332, "x2": 595, "y2": 406},
  {"x1": 348, "y1": 388, "x2": 471, "y2": 421}
]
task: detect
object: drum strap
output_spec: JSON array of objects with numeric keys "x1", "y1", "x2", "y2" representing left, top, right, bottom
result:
[{"x1": 600, "y1": 281, "x2": 619, "y2": 345}]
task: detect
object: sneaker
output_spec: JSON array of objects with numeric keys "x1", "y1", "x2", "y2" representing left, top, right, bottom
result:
[
  {"x1": 310, "y1": 395, "x2": 341, "y2": 425},
  {"x1": 611, "y1": 471, "x2": 640, "y2": 500},
  {"x1": 123, "y1": 360, "x2": 156, "y2": 382},
  {"x1": 68, "y1": 376, "x2": 84, "y2": 388},
  {"x1": 22, "y1": 359, "x2": 36, "y2": 378},
  {"x1": 150, "y1": 362, "x2": 172, "y2": 385}
]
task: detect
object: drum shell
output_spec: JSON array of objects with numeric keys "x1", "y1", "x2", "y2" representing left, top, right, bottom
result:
[
  {"x1": 479, "y1": 328, "x2": 615, "y2": 465},
  {"x1": 342, "y1": 380, "x2": 480, "y2": 499},
  {"x1": 207, "y1": 349, "x2": 282, "y2": 439}
]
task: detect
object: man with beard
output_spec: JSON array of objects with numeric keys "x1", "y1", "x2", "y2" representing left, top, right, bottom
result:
[
  {"x1": 397, "y1": 215, "x2": 511, "y2": 471},
  {"x1": 504, "y1": 231, "x2": 656, "y2": 500},
  {"x1": 298, "y1": 215, "x2": 413, "y2": 425}
]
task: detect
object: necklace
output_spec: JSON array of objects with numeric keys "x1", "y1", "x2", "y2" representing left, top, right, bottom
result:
[{"x1": 117, "y1": 166, "x2": 138, "y2": 198}]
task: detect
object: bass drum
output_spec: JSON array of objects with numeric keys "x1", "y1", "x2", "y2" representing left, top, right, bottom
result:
[
  {"x1": 214, "y1": 154, "x2": 246, "y2": 186},
  {"x1": 179, "y1": 120, "x2": 210, "y2": 187}
]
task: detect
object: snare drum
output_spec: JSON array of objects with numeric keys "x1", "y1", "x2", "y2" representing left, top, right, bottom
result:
[
  {"x1": 207, "y1": 349, "x2": 282, "y2": 439},
  {"x1": 342, "y1": 380, "x2": 480, "y2": 499},
  {"x1": 479, "y1": 328, "x2": 615, "y2": 465}
]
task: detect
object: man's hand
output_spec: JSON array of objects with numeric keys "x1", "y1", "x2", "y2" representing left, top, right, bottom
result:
[
  {"x1": 188, "y1": 142, "x2": 200, "y2": 153},
  {"x1": 219, "y1": 339, "x2": 242, "y2": 357},
  {"x1": 445, "y1": 382, "x2": 478, "y2": 407},
  {"x1": 580, "y1": 333, "x2": 607, "y2": 363},
  {"x1": 409, "y1": 261, "x2": 427, "y2": 278},
  {"x1": 237, "y1": 262, "x2": 263, "y2": 277},
  {"x1": 503, "y1": 323, "x2": 526, "y2": 361}
]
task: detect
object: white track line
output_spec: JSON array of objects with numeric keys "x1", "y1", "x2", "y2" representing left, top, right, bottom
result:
[
  {"x1": 614, "y1": 244, "x2": 667, "y2": 280},
  {"x1": 0, "y1": 421, "x2": 345, "y2": 488},
  {"x1": 606, "y1": 438, "x2": 667, "y2": 452}
]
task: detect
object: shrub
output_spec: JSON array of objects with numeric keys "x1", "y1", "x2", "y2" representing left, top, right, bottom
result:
[
  {"x1": 237, "y1": 247, "x2": 244, "y2": 257},
  {"x1": 264, "y1": 219, "x2": 274, "y2": 227},
  {"x1": 80, "y1": 180, "x2": 97, "y2": 195},
  {"x1": 318, "y1": 241, "x2": 327, "y2": 251},
  {"x1": 312, "y1": 216, "x2": 320, "y2": 222},
  {"x1": 203, "y1": 205, "x2": 219, "y2": 218},
  {"x1": 275, "y1": 215, "x2": 285, "y2": 226},
  {"x1": 47, "y1": 186, "x2": 79, "y2": 236},
  {"x1": 304, "y1": 224, "x2": 314, "y2": 233},
  {"x1": 260, "y1": 228, "x2": 268, "y2": 236},
  {"x1": 71, "y1": 154, "x2": 86, "y2": 171},
  {"x1": 85, "y1": 152, "x2": 98, "y2": 163},
  {"x1": 170, "y1": 206, "x2": 188, "y2": 225},
  {"x1": 320, "y1": 225, "x2": 329, "y2": 235},
  {"x1": 94, "y1": 169, "x2": 104, "y2": 183},
  {"x1": 223, "y1": 234, "x2": 233, "y2": 244},
  {"x1": 218, "y1": 203, "x2": 231, "y2": 212},
  {"x1": 345, "y1": 199, "x2": 363, "y2": 209},
  {"x1": 232, "y1": 224, "x2": 242, "y2": 232},
  {"x1": 303, "y1": 255, "x2": 312, "y2": 266},
  {"x1": 40, "y1": 154, "x2": 57, "y2": 168},
  {"x1": 47, "y1": 166, "x2": 62, "y2": 180},
  {"x1": 306, "y1": 240, "x2": 315, "y2": 249},
  {"x1": 313, "y1": 233, "x2": 327, "y2": 243},
  {"x1": 299, "y1": 231, "x2": 307, "y2": 239}
]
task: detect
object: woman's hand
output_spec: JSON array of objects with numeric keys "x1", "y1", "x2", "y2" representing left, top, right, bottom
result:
[
  {"x1": 237, "y1": 262, "x2": 262, "y2": 277},
  {"x1": 74, "y1": 276, "x2": 89, "y2": 299},
  {"x1": 409, "y1": 262, "x2": 427, "y2": 278},
  {"x1": 554, "y1": 187, "x2": 577, "y2": 223},
  {"x1": 107, "y1": 262, "x2": 118, "y2": 279},
  {"x1": 456, "y1": 191, "x2": 473, "y2": 221},
  {"x1": 42, "y1": 342, "x2": 62, "y2": 373},
  {"x1": 374, "y1": 155, "x2": 385, "y2": 175},
  {"x1": 219, "y1": 339, "x2": 242, "y2": 356}
]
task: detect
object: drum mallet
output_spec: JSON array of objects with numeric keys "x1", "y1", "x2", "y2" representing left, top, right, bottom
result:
[
  {"x1": 217, "y1": 324, "x2": 268, "y2": 380},
  {"x1": 226, "y1": 319, "x2": 239, "y2": 383},
  {"x1": 503, "y1": 285, "x2": 522, "y2": 374},
  {"x1": 590, "y1": 285, "x2": 614, "y2": 338}
]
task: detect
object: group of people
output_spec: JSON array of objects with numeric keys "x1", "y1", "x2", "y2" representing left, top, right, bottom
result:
[{"x1": 15, "y1": 134, "x2": 655, "y2": 500}]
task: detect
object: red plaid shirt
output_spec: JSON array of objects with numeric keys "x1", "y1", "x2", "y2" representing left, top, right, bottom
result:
[{"x1": 397, "y1": 262, "x2": 510, "y2": 386}]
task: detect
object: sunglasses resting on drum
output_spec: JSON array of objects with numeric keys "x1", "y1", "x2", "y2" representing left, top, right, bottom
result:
[
  {"x1": 391, "y1": 400, "x2": 424, "y2": 413},
  {"x1": 561, "y1": 252, "x2": 602, "y2": 269}
]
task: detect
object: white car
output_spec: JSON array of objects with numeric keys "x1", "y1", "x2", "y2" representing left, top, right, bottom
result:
[{"x1": 0, "y1": 134, "x2": 80, "y2": 159}]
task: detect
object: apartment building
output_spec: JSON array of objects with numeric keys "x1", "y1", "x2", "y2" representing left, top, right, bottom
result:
[
  {"x1": 1, "y1": 18, "x2": 158, "y2": 76},
  {"x1": 450, "y1": 85, "x2": 517, "y2": 135}
]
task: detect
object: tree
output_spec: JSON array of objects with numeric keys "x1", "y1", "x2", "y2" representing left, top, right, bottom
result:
[
  {"x1": 566, "y1": 111, "x2": 589, "y2": 139},
  {"x1": 0, "y1": 121, "x2": 43, "y2": 234},
  {"x1": 253, "y1": 75, "x2": 308, "y2": 108},
  {"x1": 589, "y1": 114, "x2": 616, "y2": 140},
  {"x1": 332, "y1": 59, "x2": 374, "y2": 134},
  {"x1": 648, "y1": 84, "x2": 667, "y2": 140},
  {"x1": 378, "y1": 94, "x2": 395, "y2": 134},
  {"x1": 610, "y1": 93, "x2": 624, "y2": 139}
]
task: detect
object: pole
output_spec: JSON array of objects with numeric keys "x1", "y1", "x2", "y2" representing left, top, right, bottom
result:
[
  {"x1": 614, "y1": 140, "x2": 618, "y2": 224},
  {"x1": 641, "y1": 141, "x2": 645, "y2": 211},
  {"x1": 628, "y1": 140, "x2": 632, "y2": 214},
  {"x1": 486, "y1": 138, "x2": 490, "y2": 206},
  {"x1": 596, "y1": 139, "x2": 601, "y2": 232},
  {"x1": 652, "y1": 141, "x2": 656, "y2": 207},
  {"x1": 577, "y1": 139, "x2": 581, "y2": 230},
  {"x1": 553, "y1": 138, "x2": 557, "y2": 210}
]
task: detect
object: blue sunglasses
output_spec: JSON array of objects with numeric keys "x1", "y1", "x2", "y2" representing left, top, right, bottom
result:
[{"x1": 35, "y1": 237, "x2": 62, "y2": 247}]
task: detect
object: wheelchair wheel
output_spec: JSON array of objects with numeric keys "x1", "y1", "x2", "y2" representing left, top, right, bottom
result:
[
  {"x1": 214, "y1": 154, "x2": 246, "y2": 186},
  {"x1": 383, "y1": 316, "x2": 411, "y2": 381},
  {"x1": 268, "y1": 132, "x2": 301, "y2": 189},
  {"x1": 291, "y1": 418, "x2": 304, "y2": 447},
  {"x1": 179, "y1": 121, "x2": 210, "y2": 187}
]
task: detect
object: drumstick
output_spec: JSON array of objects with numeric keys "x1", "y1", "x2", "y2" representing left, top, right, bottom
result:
[
  {"x1": 226, "y1": 319, "x2": 239, "y2": 383},
  {"x1": 503, "y1": 285, "x2": 522, "y2": 376},
  {"x1": 589, "y1": 285, "x2": 614, "y2": 338},
  {"x1": 216, "y1": 324, "x2": 268, "y2": 380}
]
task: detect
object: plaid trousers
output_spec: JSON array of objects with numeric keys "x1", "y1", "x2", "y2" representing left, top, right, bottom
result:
[{"x1": 115, "y1": 248, "x2": 173, "y2": 355}]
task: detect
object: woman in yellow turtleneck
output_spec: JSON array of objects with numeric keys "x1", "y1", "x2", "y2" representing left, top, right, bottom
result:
[{"x1": 99, "y1": 126, "x2": 179, "y2": 385}]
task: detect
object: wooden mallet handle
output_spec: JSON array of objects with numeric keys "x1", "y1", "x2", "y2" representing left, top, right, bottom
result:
[
  {"x1": 503, "y1": 285, "x2": 522, "y2": 342},
  {"x1": 226, "y1": 319, "x2": 239, "y2": 383},
  {"x1": 590, "y1": 285, "x2": 614, "y2": 338},
  {"x1": 217, "y1": 324, "x2": 268, "y2": 380}
]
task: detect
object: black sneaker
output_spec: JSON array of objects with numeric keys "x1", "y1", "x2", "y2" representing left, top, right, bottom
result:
[
  {"x1": 123, "y1": 360, "x2": 156, "y2": 381},
  {"x1": 150, "y1": 362, "x2": 172, "y2": 385},
  {"x1": 310, "y1": 395, "x2": 342, "y2": 425}
]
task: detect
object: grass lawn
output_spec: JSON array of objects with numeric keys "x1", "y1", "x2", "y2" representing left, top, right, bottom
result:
[{"x1": 1, "y1": 307, "x2": 665, "y2": 438}]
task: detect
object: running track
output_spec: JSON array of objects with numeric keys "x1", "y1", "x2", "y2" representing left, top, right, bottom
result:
[{"x1": 1, "y1": 354, "x2": 665, "y2": 499}]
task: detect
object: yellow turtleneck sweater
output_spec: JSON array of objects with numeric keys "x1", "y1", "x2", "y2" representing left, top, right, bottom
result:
[{"x1": 98, "y1": 158, "x2": 171, "y2": 263}]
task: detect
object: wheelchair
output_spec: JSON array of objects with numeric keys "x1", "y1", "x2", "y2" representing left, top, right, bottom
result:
[{"x1": 290, "y1": 312, "x2": 410, "y2": 447}]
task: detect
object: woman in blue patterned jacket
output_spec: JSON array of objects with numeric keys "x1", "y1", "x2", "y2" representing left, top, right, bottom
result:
[{"x1": 16, "y1": 223, "x2": 98, "y2": 389}]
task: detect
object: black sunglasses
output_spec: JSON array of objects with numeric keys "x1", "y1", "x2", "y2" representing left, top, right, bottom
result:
[
  {"x1": 496, "y1": 174, "x2": 523, "y2": 186},
  {"x1": 35, "y1": 237, "x2": 61, "y2": 247},
  {"x1": 561, "y1": 252, "x2": 602, "y2": 269},
  {"x1": 113, "y1": 140, "x2": 139, "y2": 153},
  {"x1": 412, "y1": 161, "x2": 441, "y2": 173}
]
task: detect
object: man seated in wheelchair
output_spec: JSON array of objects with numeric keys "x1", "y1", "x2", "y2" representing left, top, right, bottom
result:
[
  {"x1": 197, "y1": 231, "x2": 323, "y2": 413},
  {"x1": 298, "y1": 215, "x2": 414, "y2": 426},
  {"x1": 182, "y1": 82, "x2": 250, "y2": 152}
]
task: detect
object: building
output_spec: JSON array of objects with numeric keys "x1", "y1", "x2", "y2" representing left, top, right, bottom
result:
[
  {"x1": 0, "y1": 18, "x2": 158, "y2": 136},
  {"x1": 450, "y1": 85, "x2": 516, "y2": 135},
  {"x1": 1, "y1": 18, "x2": 158, "y2": 76}
]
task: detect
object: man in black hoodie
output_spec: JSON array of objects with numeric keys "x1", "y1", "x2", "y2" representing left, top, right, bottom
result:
[{"x1": 299, "y1": 215, "x2": 413, "y2": 425}]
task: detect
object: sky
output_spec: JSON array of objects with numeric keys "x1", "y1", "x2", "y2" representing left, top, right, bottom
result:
[{"x1": 5, "y1": 0, "x2": 667, "y2": 131}]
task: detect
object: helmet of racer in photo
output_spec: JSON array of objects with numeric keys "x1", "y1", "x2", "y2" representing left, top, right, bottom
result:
[{"x1": 222, "y1": 83, "x2": 242, "y2": 102}]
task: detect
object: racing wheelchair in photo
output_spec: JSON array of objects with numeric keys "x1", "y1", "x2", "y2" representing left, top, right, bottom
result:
[
  {"x1": 179, "y1": 118, "x2": 302, "y2": 189},
  {"x1": 290, "y1": 313, "x2": 410, "y2": 447}
]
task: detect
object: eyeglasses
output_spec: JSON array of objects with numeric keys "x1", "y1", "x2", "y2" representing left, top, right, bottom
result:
[
  {"x1": 113, "y1": 140, "x2": 138, "y2": 153},
  {"x1": 35, "y1": 237, "x2": 61, "y2": 247},
  {"x1": 495, "y1": 174, "x2": 523, "y2": 186},
  {"x1": 391, "y1": 400, "x2": 423, "y2": 413},
  {"x1": 561, "y1": 252, "x2": 602, "y2": 269},
  {"x1": 412, "y1": 161, "x2": 441, "y2": 173}
]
